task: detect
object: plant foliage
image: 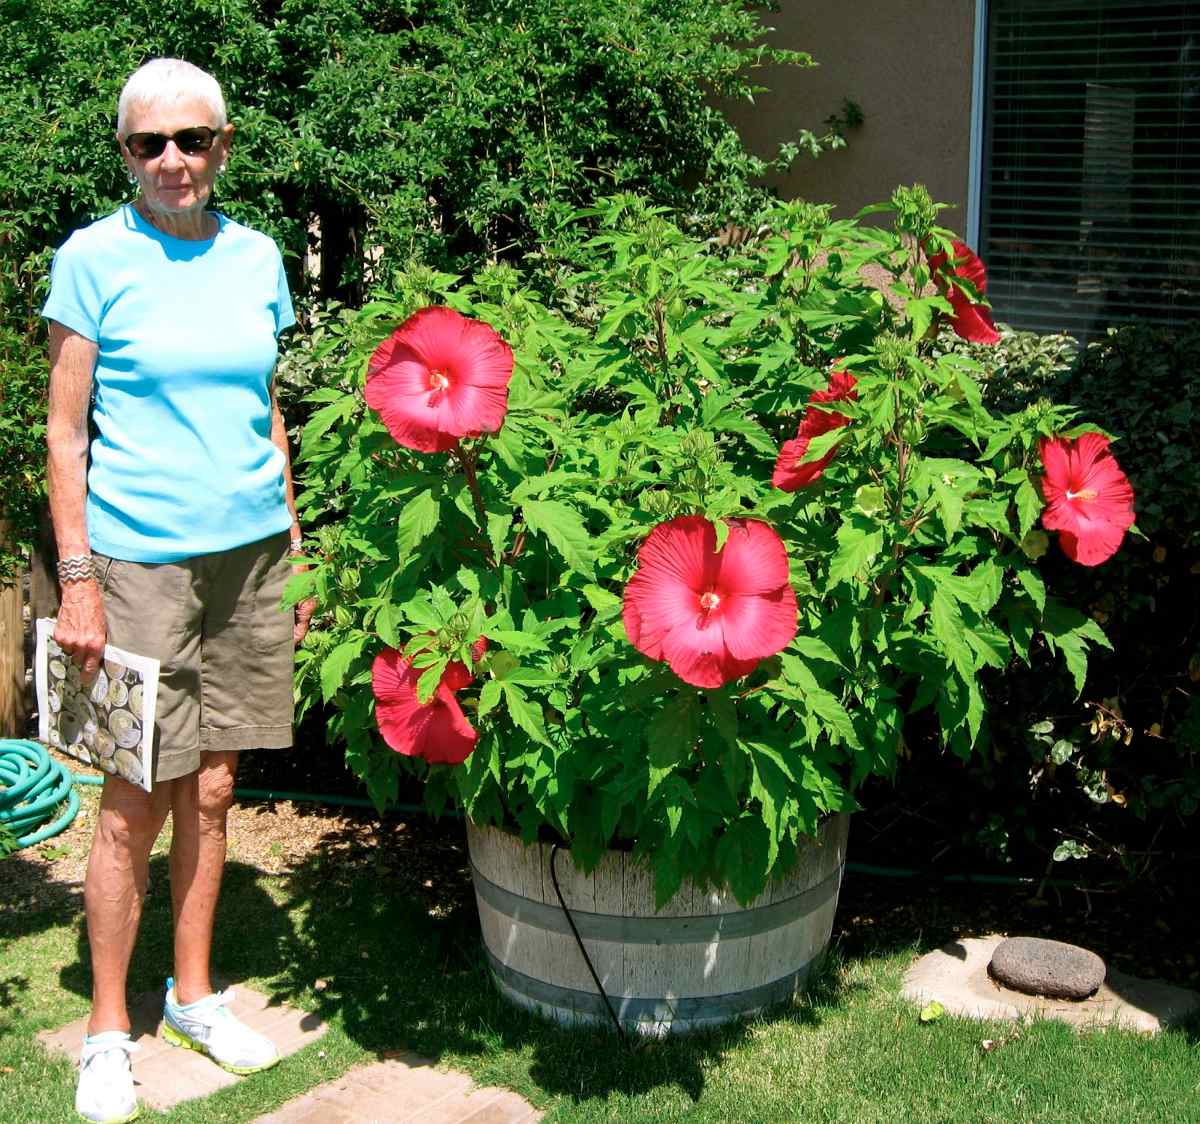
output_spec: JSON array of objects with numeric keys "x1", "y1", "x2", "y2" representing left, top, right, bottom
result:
[
  {"x1": 0, "y1": 0, "x2": 817, "y2": 299},
  {"x1": 0, "y1": 0, "x2": 824, "y2": 571},
  {"x1": 293, "y1": 189, "x2": 1118, "y2": 904}
]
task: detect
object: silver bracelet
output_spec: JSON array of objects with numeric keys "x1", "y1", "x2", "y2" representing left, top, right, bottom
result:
[
  {"x1": 289, "y1": 537, "x2": 304, "y2": 556},
  {"x1": 56, "y1": 553, "x2": 96, "y2": 583}
]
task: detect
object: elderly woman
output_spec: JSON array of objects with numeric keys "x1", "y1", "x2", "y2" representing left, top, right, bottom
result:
[{"x1": 43, "y1": 58, "x2": 313, "y2": 1124}]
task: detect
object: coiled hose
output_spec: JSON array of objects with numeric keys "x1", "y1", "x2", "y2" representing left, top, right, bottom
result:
[{"x1": 0, "y1": 738, "x2": 81, "y2": 850}]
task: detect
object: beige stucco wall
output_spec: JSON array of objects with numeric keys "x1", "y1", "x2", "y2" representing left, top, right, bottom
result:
[{"x1": 725, "y1": 1, "x2": 977, "y2": 227}]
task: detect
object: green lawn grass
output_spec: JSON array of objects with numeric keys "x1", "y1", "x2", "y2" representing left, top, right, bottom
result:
[{"x1": 2, "y1": 838, "x2": 1198, "y2": 1123}]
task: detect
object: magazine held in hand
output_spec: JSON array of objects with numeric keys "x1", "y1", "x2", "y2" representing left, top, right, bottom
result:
[{"x1": 35, "y1": 618, "x2": 159, "y2": 793}]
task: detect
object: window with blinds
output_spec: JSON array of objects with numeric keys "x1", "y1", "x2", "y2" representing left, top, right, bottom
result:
[{"x1": 981, "y1": 0, "x2": 1200, "y2": 339}]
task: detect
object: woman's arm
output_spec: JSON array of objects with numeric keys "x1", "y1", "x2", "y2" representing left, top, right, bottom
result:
[
  {"x1": 46, "y1": 320, "x2": 105, "y2": 679},
  {"x1": 269, "y1": 387, "x2": 316, "y2": 645}
]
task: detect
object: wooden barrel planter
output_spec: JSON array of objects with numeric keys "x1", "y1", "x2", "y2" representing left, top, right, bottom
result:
[{"x1": 467, "y1": 812, "x2": 849, "y2": 1036}]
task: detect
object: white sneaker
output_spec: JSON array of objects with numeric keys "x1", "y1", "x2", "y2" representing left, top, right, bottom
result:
[
  {"x1": 75, "y1": 1030, "x2": 139, "y2": 1123},
  {"x1": 162, "y1": 978, "x2": 279, "y2": 1075}
]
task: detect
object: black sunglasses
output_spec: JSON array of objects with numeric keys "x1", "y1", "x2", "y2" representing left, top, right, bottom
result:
[{"x1": 123, "y1": 126, "x2": 220, "y2": 160}]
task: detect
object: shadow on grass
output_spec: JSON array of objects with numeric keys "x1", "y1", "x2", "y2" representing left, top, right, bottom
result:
[
  {"x1": 259, "y1": 828, "x2": 861, "y2": 1106},
  {"x1": 32, "y1": 814, "x2": 899, "y2": 1107},
  {"x1": 0, "y1": 852, "x2": 86, "y2": 938},
  {"x1": 0, "y1": 852, "x2": 87, "y2": 1031}
]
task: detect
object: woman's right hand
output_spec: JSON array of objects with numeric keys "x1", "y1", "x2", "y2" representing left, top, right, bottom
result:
[{"x1": 55, "y1": 580, "x2": 108, "y2": 684}]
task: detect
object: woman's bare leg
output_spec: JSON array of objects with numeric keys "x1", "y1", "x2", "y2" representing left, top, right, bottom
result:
[
  {"x1": 168, "y1": 751, "x2": 238, "y2": 1004},
  {"x1": 84, "y1": 774, "x2": 173, "y2": 1035}
]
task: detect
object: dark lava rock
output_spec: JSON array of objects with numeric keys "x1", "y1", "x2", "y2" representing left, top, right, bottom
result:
[{"x1": 989, "y1": 936, "x2": 1106, "y2": 1000}]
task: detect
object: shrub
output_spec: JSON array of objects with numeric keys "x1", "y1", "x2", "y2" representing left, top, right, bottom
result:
[
  {"x1": 291, "y1": 188, "x2": 1123, "y2": 903},
  {"x1": 935, "y1": 321, "x2": 1200, "y2": 874},
  {"x1": 932, "y1": 323, "x2": 1077, "y2": 415},
  {"x1": 0, "y1": 0, "x2": 819, "y2": 303},
  {"x1": 2, "y1": 0, "x2": 827, "y2": 571},
  {"x1": 0, "y1": 224, "x2": 51, "y2": 579}
]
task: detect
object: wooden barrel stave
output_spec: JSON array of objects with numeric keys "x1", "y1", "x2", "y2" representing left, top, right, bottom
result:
[{"x1": 467, "y1": 813, "x2": 849, "y2": 1035}]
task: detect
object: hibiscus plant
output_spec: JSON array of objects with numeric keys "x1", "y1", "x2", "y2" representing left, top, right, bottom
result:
[{"x1": 292, "y1": 186, "x2": 1133, "y2": 905}]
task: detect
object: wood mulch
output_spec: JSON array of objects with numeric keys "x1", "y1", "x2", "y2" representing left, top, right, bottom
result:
[{"x1": 5, "y1": 759, "x2": 1197, "y2": 999}]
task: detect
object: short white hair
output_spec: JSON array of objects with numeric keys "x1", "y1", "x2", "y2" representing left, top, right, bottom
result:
[{"x1": 117, "y1": 59, "x2": 227, "y2": 136}]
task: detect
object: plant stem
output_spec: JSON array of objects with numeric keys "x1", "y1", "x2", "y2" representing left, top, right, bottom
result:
[{"x1": 455, "y1": 446, "x2": 498, "y2": 568}]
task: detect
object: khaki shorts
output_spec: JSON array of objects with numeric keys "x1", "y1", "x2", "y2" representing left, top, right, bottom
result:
[{"x1": 90, "y1": 532, "x2": 295, "y2": 783}]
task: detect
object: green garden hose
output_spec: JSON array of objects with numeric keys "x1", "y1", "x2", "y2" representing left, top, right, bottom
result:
[{"x1": 0, "y1": 738, "x2": 80, "y2": 850}]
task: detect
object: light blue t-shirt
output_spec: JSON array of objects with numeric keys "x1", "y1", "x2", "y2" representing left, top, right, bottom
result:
[{"x1": 42, "y1": 205, "x2": 296, "y2": 562}]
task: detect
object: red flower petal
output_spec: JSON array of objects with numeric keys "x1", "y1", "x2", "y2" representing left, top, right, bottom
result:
[
  {"x1": 659, "y1": 630, "x2": 760, "y2": 690},
  {"x1": 772, "y1": 433, "x2": 839, "y2": 490},
  {"x1": 810, "y1": 368, "x2": 859, "y2": 407},
  {"x1": 718, "y1": 586, "x2": 799, "y2": 662},
  {"x1": 623, "y1": 516, "x2": 718, "y2": 655},
  {"x1": 371, "y1": 648, "x2": 478, "y2": 764},
  {"x1": 1039, "y1": 433, "x2": 1135, "y2": 566},
  {"x1": 622, "y1": 515, "x2": 797, "y2": 688},
  {"x1": 717, "y1": 519, "x2": 792, "y2": 595},
  {"x1": 772, "y1": 367, "x2": 858, "y2": 491},
  {"x1": 440, "y1": 659, "x2": 474, "y2": 693},
  {"x1": 929, "y1": 240, "x2": 1001, "y2": 345},
  {"x1": 365, "y1": 306, "x2": 514, "y2": 453}
]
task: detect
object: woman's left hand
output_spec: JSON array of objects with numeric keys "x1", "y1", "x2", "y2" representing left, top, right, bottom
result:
[{"x1": 294, "y1": 590, "x2": 317, "y2": 646}]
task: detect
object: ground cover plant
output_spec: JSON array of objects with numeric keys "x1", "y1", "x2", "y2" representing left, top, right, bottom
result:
[{"x1": 291, "y1": 186, "x2": 1132, "y2": 905}]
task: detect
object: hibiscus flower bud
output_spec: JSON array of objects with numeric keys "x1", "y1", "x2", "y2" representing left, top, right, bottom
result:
[{"x1": 1019, "y1": 530, "x2": 1050, "y2": 560}]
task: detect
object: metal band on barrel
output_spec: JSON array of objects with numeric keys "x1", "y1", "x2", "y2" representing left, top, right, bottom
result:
[
  {"x1": 483, "y1": 945, "x2": 822, "y2": 1027},
  {"x1": 470, "y1": 860, "x2": 844, "y2": 944}
]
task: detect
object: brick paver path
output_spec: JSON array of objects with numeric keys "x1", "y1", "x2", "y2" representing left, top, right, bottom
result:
[
  {"x1": 250, "y1": 1054, "x2": 542, "y2": 1123},
  {"x1": 41, "y1": 983, "x2": 541, "y2": 1122}
]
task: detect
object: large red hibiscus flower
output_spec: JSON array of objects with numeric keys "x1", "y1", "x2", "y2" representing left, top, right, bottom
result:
[
  {"x1": 772, "y1": 368, "x2": 859, "y2": 491},
  {"x1": 928, "y1": 240, "x2": 1001, "y2": 345},
  {"x1": 1039, "y1": 432, "x2": 1135, "y2": 567},
  {"x1": 622, "y1": 516, "x2": 798, "y2": 688},
  {"x1": 372, "y1": 648, "x2": 478, "y2": 764},
  {"x1": 365, "y1": 306, "x2": 514, "y2": 453}
]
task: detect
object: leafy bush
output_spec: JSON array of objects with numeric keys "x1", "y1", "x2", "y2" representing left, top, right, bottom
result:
[
  {"x1": 290, "y1": 188, "x2": 1120, "y2": 903},
  {"x1": 933, "y1": 323, "x2": 1077, "y2": 415},
  {"x1": 2, "y1": 0, "x2": 829, "y2": 572},
  {"x1": 931, "y1": 321, "x2": 1200, "y2": 874},
  {"x1": 1, "y1": 0, "x2": 818, "y2": 302},
  {"x1": 0, "y1": 223, "x2": 51, "y2": 579},
  {"x1": 1027, "y1": 325, "x2": 1200, "y2": 815}
]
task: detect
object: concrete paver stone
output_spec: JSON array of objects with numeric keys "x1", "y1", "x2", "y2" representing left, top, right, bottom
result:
[
  {"x1": 39, "y1": 981, "x2": 541, "y2": 1121},
  {"x1": 37, "y1": 981, "x2": 327, "y2": 1111},
  {"x1": 903, "y1": 934, "x2": 1200, "y2": 1033}
]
